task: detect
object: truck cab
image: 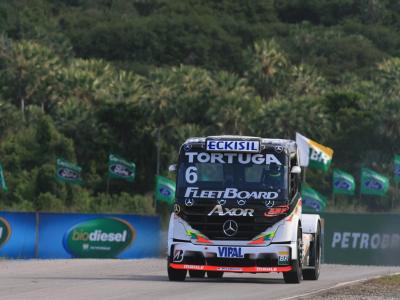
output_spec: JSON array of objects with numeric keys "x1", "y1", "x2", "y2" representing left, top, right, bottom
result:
[{"x1": 167, "y1": 136, "x2": 321, "y2": 283}]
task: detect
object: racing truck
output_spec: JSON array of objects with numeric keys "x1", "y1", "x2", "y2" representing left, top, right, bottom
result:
[{"x1": 167, "y1": 136, "x2": 321, "y2": 283}]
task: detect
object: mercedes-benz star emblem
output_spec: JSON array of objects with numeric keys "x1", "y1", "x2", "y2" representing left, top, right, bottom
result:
[
  {"x1": 265, "y1": 200, "x2": 275, "y2": 208},
  {"x1": 217, "y1": 199, "x2": 226, "y2": 206},
  {"x1": 223, "y1": 220, "x2": 238, "y2": 237},
  {"x1": 185, "y1": 198, "x2": 194, "y2": 206},
  {"x1": 237, "y1": 199, "x2": 246, "y2": 206},
  {"x1": 174, "y1": 204, "x2": 181, "y2": 214}
]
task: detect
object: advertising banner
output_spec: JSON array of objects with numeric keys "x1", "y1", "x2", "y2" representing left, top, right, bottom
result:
[
  {"x1": 0, "y1": 212, "x2": 36, "y2": 258},
  {"x1": 321, "y1": 212, "x2": 400, "y2": 266},
  {"x1": 38, "y1": 213, "x2": 160, "y2": 259}
]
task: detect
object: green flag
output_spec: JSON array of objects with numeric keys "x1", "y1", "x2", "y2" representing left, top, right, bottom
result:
[
  {"x1": 301, "y1": 184, "x2": 327, "y2": 212},
  {"x1": 155, "y1": 175, "x2": 175, "y2": 204},
  {"x1": 108, "y1": 154, "x2": 136, "y2": 182},
  {"x1": 360, "y1": 168, "x2": 389, "y2": 196},
  {"x1": 0, "y1": 164, "x2": 8, "y2": 192},
  {"x1": 394, "y1": 155, "x2": 400, "y2": 183},
  {"x1": 333, "y1": 168, "x2": 355, "y2": 195},
  {"x1": 56, "y1": 158, "x2": 83, "y2": 184}
]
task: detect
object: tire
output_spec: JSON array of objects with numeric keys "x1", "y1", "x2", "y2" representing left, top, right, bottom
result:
[
  {"x1": 189, "y1": 270, "x2": 206, "y2": 278},
  {"x1": 303, "y1": 222, "x2": 321, "y2": 280},
  {"x1": 168, "y1": 261, "x2": 187, "y2": 281},
  {"x1": 207, "y1": 271, "x2": 224, "y2": 279},
  {"x1": 283, "y1": 225, "x2": 303, "y2": 284}
]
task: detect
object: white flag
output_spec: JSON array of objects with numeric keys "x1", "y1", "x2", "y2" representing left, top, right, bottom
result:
[{"x1": 296, "y1": 132, "x2": 310, "y2": 167}]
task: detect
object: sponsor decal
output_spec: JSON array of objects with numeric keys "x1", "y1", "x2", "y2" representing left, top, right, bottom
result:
[
  {"x1": 184, "y1": 152, "x2": 281, "y2": 165},
  {"x1": 217, "y1": 199, "x2": 226, "y2": 206},
  {"x1": 170, "y1": 263, "x2": 292, "y2": 273},
  {"x1": 186, "y1": 230, "x2": 212, "y2": 244},
  {"x1": 183, "y1": 144, "x2": 192, "y2": 151},
  {"x1": 248, "y1": 231, "x2": 276, "y2": 245},
  {"x1": 183, "y1": 264, "x2": 205, "y2": 270},
  {"x1": 184, "y1": 198, "x2": 194, "y2": 206},
  {"x1": 217, "y1": 267, "x2": 243, "y2": 271},
  {"x1": 278, "y1": 255, "x2": 289, "y2": 265},
  {"x1": 237, "y1": 199, "x2": 246, "y2": 206},
  {"x1": 265, "y1": 200, "x2": 275, "y2": 208},
  {"x1": 217, "y1": 246, "x2": 244, "y2": 258},
  {"x1": 223, "y1": 220, "x2": 239, "y2": 237},
  {"x1": 173, "y1": 204, "x2": 181, "y2": 214},
  {"x1": 185, "y1": 187, "x2": 279, "y2": 200},
  {"x1": 274, "y1": 145, "x2": 284, "y2": 153},
  {"x1": 208, "y1": 205, "x2": 254, "y2": 217},
  {"x1": 0, "y1": 217, "x2": 11, "y2": 249},
  {"x1": 63, "y1": 218, "x2": 135, "y2": 258},
  {"x1": 173, "y1": 250, "x2": 184, "y2": 262},
  {"x1": 206, "y1": 140, "x2": 260, "y2": 153},
  {"x1": 331, "y1": 232, "x2": 400, "y2": 250}
]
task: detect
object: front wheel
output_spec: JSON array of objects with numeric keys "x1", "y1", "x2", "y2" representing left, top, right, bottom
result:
[
  {"x1": 207, "y1": 271, "x2": 223, "y2": 279},
  {"x1": 189, "y1": 270, "x2": 206, "y2": 278},
  {"x1": 303, "y1": 222, "x2": 321, "y2": 280},
  {"x1": 168, "y1": 263, "x2": 187, "y2": 281},
  {"x1": 283, "y1": 226, "x2": 303, "y2": 284}
]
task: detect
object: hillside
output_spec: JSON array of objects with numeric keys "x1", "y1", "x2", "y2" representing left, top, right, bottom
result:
[{"x1": 0, "y1": 0, "x2": 400, "y2": 213}]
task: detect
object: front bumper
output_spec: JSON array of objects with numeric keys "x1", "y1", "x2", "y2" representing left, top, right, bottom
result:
[{"x1": 169, "y1": 242, "x2": 295, "y2": 273}]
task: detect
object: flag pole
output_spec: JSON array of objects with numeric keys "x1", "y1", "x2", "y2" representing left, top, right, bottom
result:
[
  {"x1": 106, "y1": 177, "x2": 110, "y2": 195},
  {"x1": 156, "y1": 128, "x2": 161, "y2": 176},
  {"x1": 332, "y1": 191, "x2": 336, "y2": 207}
]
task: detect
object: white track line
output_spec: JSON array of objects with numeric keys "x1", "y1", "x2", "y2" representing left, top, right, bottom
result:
[{"x1": 278, "y1": 272, "x2": 400, "y2": 300}]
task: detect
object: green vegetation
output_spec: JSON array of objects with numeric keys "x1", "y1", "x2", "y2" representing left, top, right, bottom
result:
[
  {"x1": 1, "y1": 0, "x2": 400, "y2": 213},
  {"x1": 374, "y1": 274, "x2": 400, "y2": 285}
]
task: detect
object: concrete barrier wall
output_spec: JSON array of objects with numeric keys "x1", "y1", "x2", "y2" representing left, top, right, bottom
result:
[{"x1": 320, "y1": 212, "x2": 400, "y2": 266}]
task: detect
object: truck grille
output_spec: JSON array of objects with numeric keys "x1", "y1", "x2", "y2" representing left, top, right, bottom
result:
[{"x1": 178, "y1": 199, "x2": 286, "y2": 241}]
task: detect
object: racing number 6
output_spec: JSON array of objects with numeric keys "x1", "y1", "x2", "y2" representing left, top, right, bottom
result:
[{"x1": 185, "y1": 167, "x2": 198, "y2": 184}]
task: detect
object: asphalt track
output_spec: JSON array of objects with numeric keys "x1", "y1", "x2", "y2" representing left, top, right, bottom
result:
[{"x1": 0, "y1": 259, "x2": 399, "y2": 300}]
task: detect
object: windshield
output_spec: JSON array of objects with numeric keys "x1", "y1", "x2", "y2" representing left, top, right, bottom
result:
[{"x1": 177, "y1": 148, "x2": 288, "y2": 201}]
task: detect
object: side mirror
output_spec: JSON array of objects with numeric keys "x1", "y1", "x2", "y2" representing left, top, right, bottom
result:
[
  {"x1": 168, "y1": 164, "x2": 177, "y2": 172},
  {"x1": 291, "y1": 166, "x2": 301, "y2": 174}
]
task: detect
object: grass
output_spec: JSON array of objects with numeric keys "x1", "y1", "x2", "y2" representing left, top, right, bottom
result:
[{"x1": 372, "y1": 274, "x2": 400, "y2": 286}]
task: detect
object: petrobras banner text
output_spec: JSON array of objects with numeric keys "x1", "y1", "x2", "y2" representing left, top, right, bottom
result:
[
  {"x1": 38, "y1": 213, "x2": 160, "y2": 259},
  {"x1": 0, "y1": 212, "x2": 36, "y2": 258},
  {"x1": 321, "y1": 212, "x2": 400, "y2": 266}
]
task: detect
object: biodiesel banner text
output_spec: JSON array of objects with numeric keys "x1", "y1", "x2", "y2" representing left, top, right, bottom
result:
[
  {"x1": 38, "y1": 212, "x2": 160, "y2": 258},
  {"x1": 0, "y1": 212, "x2": 36, "y2": 258},
  {"x1": 321, "y1": 212, "x2": 400, "y2": 266}
]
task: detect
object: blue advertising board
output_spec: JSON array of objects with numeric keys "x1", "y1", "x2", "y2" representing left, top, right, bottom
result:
[
  {"x1": 0, "y1": 212, "x2": 36, "y2": 258},
  {"x1": 38, "y1": 212, "x2": 160, "y2": 259}
]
